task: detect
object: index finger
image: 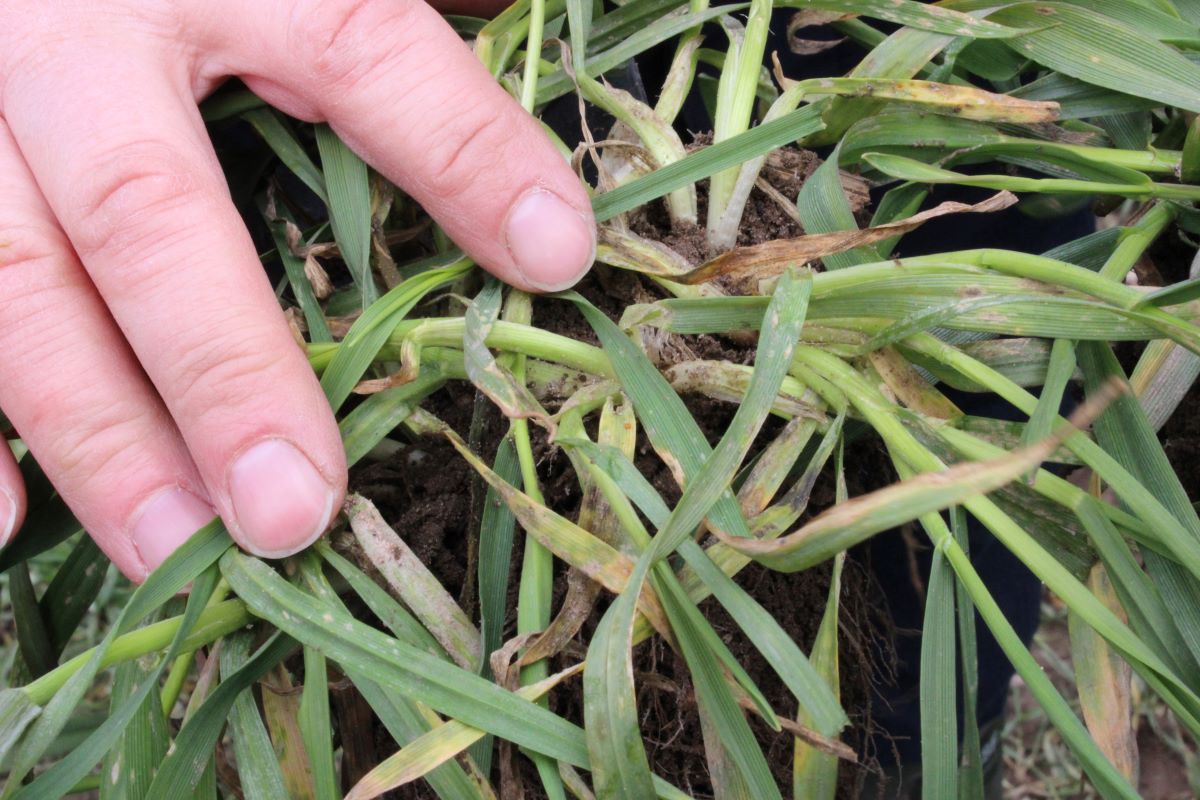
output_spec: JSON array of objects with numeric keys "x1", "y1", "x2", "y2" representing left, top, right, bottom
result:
[{"x1": 202, "y1": 0, "x2": 596, "y2": 292}]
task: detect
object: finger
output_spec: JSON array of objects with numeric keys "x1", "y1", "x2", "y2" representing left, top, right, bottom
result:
[
  {"x1": 0, "y1": 439, "x2": 25, "y2": 549},
  {"x1": 0, "y1": 119, "x2": 215, "y2": 579},
  {"x1": 2, "y1": 64, "x2": 345, "y2": 560},
  {"x1": 202, "y1": 0, "x2": 596, "y2": 292}
]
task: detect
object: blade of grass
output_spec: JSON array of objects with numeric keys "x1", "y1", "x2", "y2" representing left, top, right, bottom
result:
[
  {"x1": 315, "y1": 124, "x2": 376, "y2": 307},
  {"x1": 10, "y1": 561, "x2": 54, "y2": 678},
  {"x1": 14, "y1": 560, "x2": 222, "y2": 799},
  {"x1": 245, "y1": 108, "x2": 327, "y2": 204},
  {"x1": 535, "y1": 3, "x2": 750, "y2": 103},
  {"x1": 146, "y1": 632, "x2": 296, "y2": 796},
  {"x1": 587, "y1": 271, "x2": 812, "y2": 797},
  {"x1": 951, "y1": 507, "x2": 985, "y2": 799},
  {"x1": 0, "y1": 692, "x2": 39, "y2": 766},
  {"x1": 221, "y1": 632, "x2": 291, "y2": 800},
  {"x1": 712, "y1": 400, "x2": 1097, "y2": 571},
  {"x1": 0, "y1": 459, "x2": 81, "y2": 575},
  {"x1": 785, "y1": 0, "x2": 1029, "y2": 37},
  {"x1": 98, "y1": 655, "x2": 169, "y2": 800},
  {"x1": 865, "y1": 152, "x2": 1200, "y2": 201},
  {"x1": 320, "y1": 257, "x2": 471, "y2": 411},
  {"x1": 707, "y1": 0, "x2": 772, "y2": 238},
  {"x1": 793, "y1": 347, "x2": 1200, "y2": 731},
  {"x1": 584, "y1": 551, "x2": 658, "y2": 799},
  {"x1": 296, "y1": 555, "x2": 487, "y2": 800},
  {"x1": 1074, "y1": 497, "x2": 1200, "y2": 688},
  {"x1": 660, "y1": 576, "x2": 782, "y2": 799},
  {"x1": 347, "y1": 665, "x2": 583, "y2": 800},
  {"x1": 316, "y1": 542, "x2": 444, "y2": 658},
  {"x1": 221, "y1": 550, "x2": 591, "y2": 766},
  {"x1": 902, "y1": 332, "x2": 1200, "y2": 569},
  {"x1": 560, "y1": 430, "x2": 846, "y2": 732},
  {"x1": 339, "y1": 367, "x2": 447, "y2": 466},
  {"x1": 591, "y1": 105, "x2": 825, "y2": 221},
  {"x1": 990, "y1": 2, "x2": 1200, "y2": 113},
  {"x1": 793, "y1": 528, "x2": 843, "y2": 800},
  {"x1": 936, "y1": 513, "x2": 1140, "y2": 798},
  {"x1": 919, "y1": 519, "x2": 956, "y2": 799},
  {"x1": 262, "y1": 201, "x2": 333, "y2": 343},
  {"x1": 1019, "y1": 338, "x2": 1077, "y2": 466},
  {"x1": 259, "y1": 667, "x2": 318, "y2": 800},
  {"x1": 1067, "y1": 564, "x2": 1139, "y2": 782},
  {"x1": 473, "y1": 436, "x2": 520, "y2": 774},
  {"x1": 296, "y1": 563, "x2": 338, "y2": 800},
  {"x1": 4, "y1": 523, "x2": 231, "y2": 797},
  {"x1": 466, "y1": 280, "x2": 552, "y2": 428},
  {"x1": 39, "y1": 535, "x2": 109, "y2": 662},
  {"x1": 1078, "y1": 341, "x2": 1200, "y2": 679},
  {"x1": 346, "y1": 494, "x2": 482, "y2": 671}
]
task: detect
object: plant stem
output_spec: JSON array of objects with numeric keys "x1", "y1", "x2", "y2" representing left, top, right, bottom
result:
[
  {"x1": 309, "y1": 318, "x2": 614, "y2": 377},
  {"x1": 519, "y1": 0, "x2": 545, "y2": 112},
  {"x1": 159, "y1": 578, "x2": 230, "y2": 715},
  {"x1": 505, "y1": 294, "x2": 552, "y2": 689},
  {"x1": 1098, "y1": 202, "x2": 1175, "y2": 282},
  {"x1": 23, "y1": 600, "x2": 251, "y2": 706},
  {"x1": 505, "y1": 287, "x2": 564, "y2": 797}
]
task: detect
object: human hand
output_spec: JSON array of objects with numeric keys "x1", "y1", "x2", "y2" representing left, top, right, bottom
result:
[{"x1": 0, "y1": 0, "x2": 595, "y2": 579}]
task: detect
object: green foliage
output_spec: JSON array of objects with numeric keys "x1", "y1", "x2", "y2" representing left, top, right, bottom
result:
[{"x1": 6, "y1": 2, "x2": 1200, "y2": 797}]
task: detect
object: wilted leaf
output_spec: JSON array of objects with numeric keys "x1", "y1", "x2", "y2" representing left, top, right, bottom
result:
[
  {"x1": 679, "y1": 193, "x2": 1017, "y2": 288},
  {"x1": 346, "y1": 494, "x2": 482, "y2": 672}
]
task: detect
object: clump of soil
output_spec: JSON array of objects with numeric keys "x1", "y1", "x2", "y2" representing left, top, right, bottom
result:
[
  {"x1": 339, "y1": 141, "x2": 889, "y2": 798},
  {"x1": 629, "y1": 143, "x2": 813, "y2": 266},
  {"x1": 347, "y1": 394, "x2": 891, "y2": 799}
]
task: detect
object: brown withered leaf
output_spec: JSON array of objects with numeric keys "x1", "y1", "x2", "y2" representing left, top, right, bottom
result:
[
  {"x1": 596, "y1": 226, "x2": 695, "y2": 276},
  {"x1": 679, "y1": 191, "x2": 1018, "y2": 290},
  {"x1": 786, "y1": 11, "x2": 848, "y2": 57},
  {"x1": 260, "y1": 667, "x2": 318, "y2": 800},
  {"x1": 519, "y1": 568, "x2": 601, "y2": 666},
  {"x1": 732, "y1": 692, "x2": 857, "y2": 762},
  {"x1": 489, "y1": 632, "x2": 541, "y2": 693},
  {"x1": 1068, "y1": 563, "x2": 1139, "y2": 782}
]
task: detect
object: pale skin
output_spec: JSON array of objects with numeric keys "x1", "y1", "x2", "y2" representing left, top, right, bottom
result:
[{"x1": 0, "y1": 0, "x2": 597, "y2": 580}]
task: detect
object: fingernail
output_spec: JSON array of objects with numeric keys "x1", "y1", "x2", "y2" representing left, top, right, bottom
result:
[
  {"x1": 130, "y1": 487, "x2": 216, "y2": 573},
  {"x1": 0, "y1": 488, "x2": 17, "y2": 548},
  {"x1": 504, "y1": 188, "x2": 596, "y2": 291},
  {"x1": 228, "y1": 439, "x2": 334, "y2": 558}
]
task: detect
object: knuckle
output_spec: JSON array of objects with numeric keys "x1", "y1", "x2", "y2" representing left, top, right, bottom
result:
[
  {"x1": 0, "y1": 226, "x2": 62, "y2": 277},
  {"x1": 37, "y1": 395, "x2": 158, "y2": 481},
  {"x1": 0, "y1": 283, "x2": 93, "y2": 367},
  {"x1": 297, "y1": 0, "x2": 422, "y2": 94},
  {"x1": 420, "y1": 111, "x2": 506, "y2": 200},
  {"x1": 69, "y1": 140, "x2": 209, "y2": 259},
  {"x1": 0, "y1": 229, "x2": 94, "y2": 336},
  {"x1": 168, "y1": 332, "x2": 284, "y2": 420}
]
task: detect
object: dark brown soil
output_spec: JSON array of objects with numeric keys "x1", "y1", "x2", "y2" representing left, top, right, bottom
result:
[
  {"x1": 627, "y1": 142, "x2": 820, "y2": 266},
  {"x1": 1148, "y1": 231, "x2": 1200, "y2": 501},
  {"x1": 346, "y1": 383, "x2": 889, "y2": 799},
  {"x1": 336, "y1": 142, "x2": 888, "y2": 799},
  {"x1": 1162, "y1": 398, "x2": 1200, "y2": 501}
]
